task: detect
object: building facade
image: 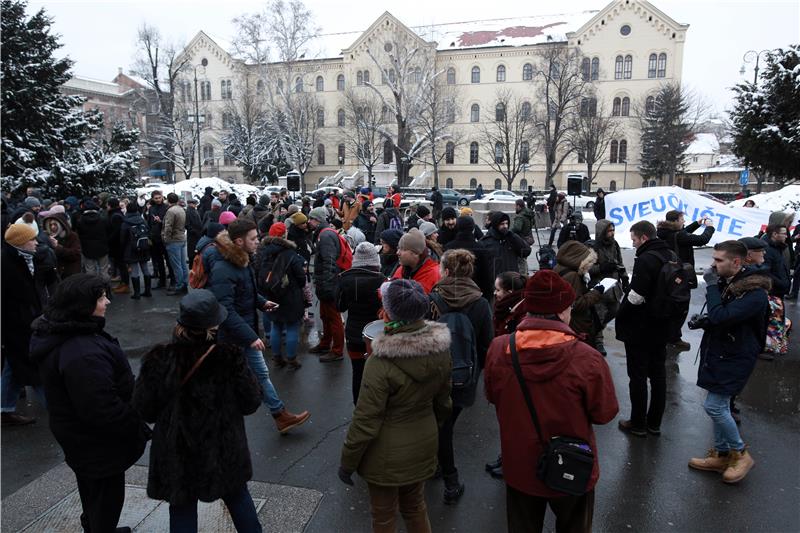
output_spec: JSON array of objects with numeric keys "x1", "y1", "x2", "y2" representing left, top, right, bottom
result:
[{"x1": 175, "y1": 0, "x2": 687, "y2": 191}]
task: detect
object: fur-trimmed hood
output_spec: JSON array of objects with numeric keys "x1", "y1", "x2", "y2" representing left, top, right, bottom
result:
[
  {"x1": 555, "y1": 240, "x2": 597, "y2": 275},
  {"x1": 371, "y1": 321, "x2": 451, "y2": 382},
  {"x1": 724, "y1": 271, "x2": 772, "y2": 298},
  {"x1": 214, "y1": 230, "x2": 249, "y2": 267},
  {"x1": 259, "y1": 236, "x2": 296, "y2": 250},
  {"x1": 657, "y1": 219, "x2": 683, "y2": 232}
]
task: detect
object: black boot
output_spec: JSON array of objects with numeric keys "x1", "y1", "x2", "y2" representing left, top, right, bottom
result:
[
  {"x1": 485, "y1": 455, "x2": 502, "y2": 472},
  {"x1": 130, "y1": 278, "x2": 141, "y2": 300},
  {"x1": 142, "y1": 275, "x2": 153, "y2": 297},
  {"x1": 443, "y1": 472, "x2": 465, "y2": 505}
]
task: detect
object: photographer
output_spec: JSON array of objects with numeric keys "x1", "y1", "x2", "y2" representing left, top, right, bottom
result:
[
  {"x1": 688, "y1": 241, "x2": 770, "y2": 485},
  {"x1": 556, "y1": 211, "x2": 590, "y2": 248}
]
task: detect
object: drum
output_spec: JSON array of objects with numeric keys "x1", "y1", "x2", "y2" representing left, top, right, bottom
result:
[{"x1": 362, "y1": 320, "x2": 385, "y2": 357}]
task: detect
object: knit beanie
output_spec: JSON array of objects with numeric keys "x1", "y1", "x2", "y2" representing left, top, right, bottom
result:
[
  {"x1": 289, "y1": 212, "x2": 308, "y2": 225},
  {"x1": 455, "y1": 216, "x2": 475, "y2": 233},
  {"x1": 460, "y1": 207, "x2": 473, "y2": 217},
  {"x1": 352, "y1": 242, "x2": 381, "y2": 269},
  {"x1": 269, "y1": 222, "x2": 287, "y2": 237},
  {"x1": 287, "y1": 204, "x2": 299, "y2": 215},
  {"x1": 416, "y1": 205, "x2": 430, "y2": 218},
  {"x1": 308, "y1": 207, "x2": 328, "y2": 222},
  {"x1": 418, "y1": 221, "x2": 438, "y2": 238},
  {"x1": 441, "y1": 207, "x2": 458, "y2": 221},
  {"x1": 219, "y1": 211, "x2": 237, "y2": 226},
  {"x1": 258, "y1": 195, "x2": 270, "y2": 207},
  {"x1": 398, "y1": 228, "x2": 426, "y2": 254},
  {"x1": 523, "y1": 270, "x2": 576, "y2": 315},
  {"x1": 380, "y1": 279, "x2": 429, "y2": 322},
  {"x1": 24, "y1": 196, "x2": 41, "y2": 209},
  {"x1": 4, "y1": 223, "x2": 37, "y2": 248},
  {"x1": 380, "y1": 228, "x2": 403, "y2": 250},
  {"x1": 211, "y1": 198, "x2": 222, "y2": 209},
  {"x1": 346, "y1": 226, "x2": 366, "y2": 249}
]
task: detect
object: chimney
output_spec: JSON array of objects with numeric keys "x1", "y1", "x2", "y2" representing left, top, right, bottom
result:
[{"x1": 118, "y1": 67, "x2": 123, "y2": 75}]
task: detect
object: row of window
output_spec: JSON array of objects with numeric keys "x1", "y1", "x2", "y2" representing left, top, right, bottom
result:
[{"x1": 614, "y1": 53, "x2": 667, "y2": 80}]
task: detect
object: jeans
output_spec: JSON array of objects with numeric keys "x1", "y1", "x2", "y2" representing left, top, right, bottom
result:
[
  {"x1": 506, "y1": 484, "x2": 594, "y2": 533},
  {"x1": 368, "y1": 481, "x2": 431, "y2": 533},
  {"x1": 318, "y1": 300, "x2": 344, "y2": 355},
  {"x1": 169, "y1": 484, "x2": 262, "y2": 533},
  {"x1": 704, "y1": 391, "x2": 745, "y2": 453},
  {"x1": 76, "y1": 471, "x2": 126, "y2": 533},
  {"x1": 270, "y1": 321, "x2": 300, "y2": 360},
  {"x1": 166, "y1": 241, "x2": 189, "y2": 289},
  {"x1": 1, "y1": 363, "x2": 45, "y2": 412},
  {"x1": 243, "y1": 347, "x2": 284, "y2": 414},
  {"x1": 128, "y1": 260, "x2": 152, "y2": 280},
  {"x1": 82, "y1": 255, "x2": 109, "y2": 280},
  {"x1": 624, "y1": 340, "x2": 667, "y2": 430},
  {"x1": 262, "y1": 311, "x2": 272, "y2": 340},
  {"x1": 437, "y1": 406, "x2": 464, "y2": 477}
]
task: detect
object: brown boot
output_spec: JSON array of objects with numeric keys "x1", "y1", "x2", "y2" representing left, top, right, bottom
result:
[
  {"x1": 722, "y1": 447, "x2": 755, "y2": 483},
  {"x1": 689, "y1": 448, "x2": 729, "y2": 473},
  {"x1": 273, "y1": 409, "x2": 310, "y2": 434},
  {"x1": 112, "y1": 283, "x2": 130, "y2": 294}
]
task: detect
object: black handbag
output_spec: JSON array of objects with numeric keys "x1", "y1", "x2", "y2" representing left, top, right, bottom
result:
[{"x1": 509, "y1": 334, "x2": 595, "y2": 496}]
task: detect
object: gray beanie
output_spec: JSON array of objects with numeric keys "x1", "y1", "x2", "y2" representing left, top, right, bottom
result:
[
  {"x1": 24, "y1": 196, "x2": 41, "y2": 208},
  {"x1": 211, "y1": 198, "x2": 222, "y2": 209},
  {"x1": 346, "y1": 226, "x2": 366, "y2": 249},
  {"x1": 418, "y1": 221, "x2": 438, "y2": 238},
  {"x1": 380, "y1": 279, "x2": 429, "y2": 322},
  {"x1": 398, "y1": 228, "x2": 427, "y2": 254},
  {"x1": 308, "y1": 207, "x2": 328, "y2": 222},
  {"x1": 351, "y1": 242, "x2": 381, "y2": 269}
]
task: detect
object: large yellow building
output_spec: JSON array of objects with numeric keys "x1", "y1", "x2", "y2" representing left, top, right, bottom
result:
[{"x1": 176, "y1": 0, "x2": 687, "y2": 192}]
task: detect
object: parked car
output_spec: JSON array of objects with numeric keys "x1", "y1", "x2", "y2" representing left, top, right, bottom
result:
[
  {"x1": 481, "y1": 190, "x2": 523, "y2": 202},
  {"x1": 425, "y1": 188, "x2": 470, "y2": 206},
  {"x1": 262, "y1": 185, "x2": 283, "y2": 195},
  {"x1": 558, "y1": 191, "x2": 597, "y2": 211},
  {"x1": 308, "y1": 186, "x2": 343, "y2": 197}
]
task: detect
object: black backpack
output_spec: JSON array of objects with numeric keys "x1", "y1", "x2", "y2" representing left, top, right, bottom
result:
[
  {"x1": 537, "y1": 244, "x2": 557, "y2": 270},
  {"x1": 645, "y1": 250, "x2": 691, "y2": 318},
  {"x1": 430, "y1": 293, "x2": 479, "y2": 391},
  {"x1": 260, "y1": 249, "x2": 294, "y2": 300},
  {"x1": 130, "y1": 222, "x2": 150, "y2": 253}
]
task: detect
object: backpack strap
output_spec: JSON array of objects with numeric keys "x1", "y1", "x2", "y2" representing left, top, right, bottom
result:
[
  {"x1": 180, "y1": 344, "x2": 216, "y2": 386},
  {"x1": 510, "y1": 334, "x2": 546, "y2": 445}
]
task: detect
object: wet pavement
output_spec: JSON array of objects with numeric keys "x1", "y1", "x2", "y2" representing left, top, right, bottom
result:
[{"x1": 2, "y1": 246, "x2": 799, "y2": 532}]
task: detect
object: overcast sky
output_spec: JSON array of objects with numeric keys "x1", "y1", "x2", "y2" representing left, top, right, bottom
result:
[{"x1": 29, "y1": 0, "x2": 800, "y2": 116}]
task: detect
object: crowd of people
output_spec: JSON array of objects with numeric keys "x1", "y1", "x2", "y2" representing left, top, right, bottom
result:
[{"x1": 1, "y1": 182, "x2": 798, "y2": 532}]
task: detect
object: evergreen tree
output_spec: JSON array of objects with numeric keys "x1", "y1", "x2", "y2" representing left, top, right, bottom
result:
[
  {"x1": 729, "y1": 45, "x2": 800, "y2": 189},
  {"x1": 638, "y1": 83, "x2": 694, "y2": 186}
]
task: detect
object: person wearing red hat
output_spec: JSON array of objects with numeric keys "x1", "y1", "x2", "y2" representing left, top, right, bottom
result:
[{"x1": 484, "y1": 270, "x2": 618, "y2": 533}]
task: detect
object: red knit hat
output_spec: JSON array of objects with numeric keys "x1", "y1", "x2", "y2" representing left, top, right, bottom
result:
[
  {"x1": 523, "y1": 270, "x2": 576, "y2": 315},
  {"x1": 268, "y1": 222, "x2": 287, "y2": 237}
]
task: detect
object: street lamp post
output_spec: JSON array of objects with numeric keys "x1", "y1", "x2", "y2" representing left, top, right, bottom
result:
[
  {"x1": 622, "y1": 159, "x2": 628, "y2": 190},
  {"x1": 193, "y1": 58, "x2": 208, "y2": 179},
  {"x1": 740, "y1": 49, "x2": 771, "y2": 86}
]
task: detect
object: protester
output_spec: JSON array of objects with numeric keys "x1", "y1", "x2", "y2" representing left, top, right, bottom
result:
[
  {"x1": 556, "y1": 211, "x2": 591, "y2": 248},
  {"x1": 185, "y1": 198, "x2": 203, "y2": 265},
  {"x1": 548, "y1": 192, "x2": 570, "y2": 247},
  {"x1": 760, "y1": 223, "x2": 792, "y2": 359},
  {"x1": 481, "y1": 211, "x2": 531, "y2": 279},
  {"x1": 444, "y1": 216, "x2": 494, "y2": 300},
  {"x1": 147, "y1": 191, "x2": 173, "y2": 289},
  {"x1": 418, "y1": 221, "x2": 443, "y2": 262},
  {"x1": 437, "y1": 207, "x2": 459, "y2": 248},
  {"x1": 202, "y1": 198, "x2": 222, "y2": 232},
  {"x1": 163, "y1": 192, "x2": 189, "y2": 295},
  {"x1": 29, "y1": 274, "x2": 149, "y2": 532},
  {"x1": 198, "y1": 186, "x2": 214, "y2": 218},
  {"x1": 391, "y1": 228, "x2": 440, "y2": 293},
  {"x1": 107, "y1": 198, "x2": 129, "y2": 294},
  {"x1": 336, "y1": 242, "x2": 387, "y2": 403},
  {"x1": 593, "y1": 189, "x2": 606, "y2": 220},
  {"x1": 689, "y1": 241, "x2": 769, "y2": 484},
  {"x1": 545, "y1": 185, "x2": 558, "y2": 225},
  {"x1": 743, "y1": 199, "x2": 756, "y2": 208},
  {"x1": 493, "y1": 271, "x2": 527, "y2": 338},
  {"x1": 287, "y1": 212, "x2": 312, "y2": 263},
  {"x1": 339, "y1": 279, "x2": 452, "y2": 533},
  {"x1": 379, "y1": 228, "x2": 402, "y2": 278},
  {"x1": 43, "y1": 212, "x2": 81, "y2": 279},
  {"x1": 340, "y1": 191, "x2": 360, "y2": 231},
  {"x1": 589, "y1": 219, "x2": 627, "y2": 355},
  {"x1": 430, "y1": 186, "x2": 443, "y2": 222},
  {"x1": 353, "y1": 200, "x2": 378, "y2": 244},
  {"x1": 375, "y1": 197, "x2": 403, "y2": 237},
  {"x1": 388, "y1": 183, "x2": 402, "y2": 208},
  {"x1": 511, "y1": 199, "x2": 536, "y2": 247},
  {"x1": 75, "y1": 200, "x2": 110, "y2": 279},
  {"x1": 474, "y1": 183, "x2": 484, "y2": 200},
  {"x1": 484, "y1": 270, "x2": 618, "y2": 533},
  {"x1": 554, "y1": 240, "x2": 605, "y2": 348},
  {"x1": 120, "y1": 200, "x2": 153, "y2": 300}
]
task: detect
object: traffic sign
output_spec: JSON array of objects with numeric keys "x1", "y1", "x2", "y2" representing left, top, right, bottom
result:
[{"x1": 739, "y1": 169, "x2": 749, "y2": 186}]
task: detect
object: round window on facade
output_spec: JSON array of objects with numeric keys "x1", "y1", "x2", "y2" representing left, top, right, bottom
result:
[
  {"x1": 620, "y1": 24, "x2": 631, "y2": 36},
  {"x1": 384, "y1": 42, "x2": 393, "y2": 52}
]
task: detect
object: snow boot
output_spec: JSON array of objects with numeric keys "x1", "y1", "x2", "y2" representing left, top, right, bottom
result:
[
  {"x1": 722, "y1": 447, "x2": 755, "y2": 484},
  {"x1": 689, "y1": 448, "x2": 729, "y2": 473},
  {"x1": 130, "y1": 278, "x2": 141, "y2": 300},
  {"x1": 142, "y1": 276, "x2": 153, "y2": 297}
]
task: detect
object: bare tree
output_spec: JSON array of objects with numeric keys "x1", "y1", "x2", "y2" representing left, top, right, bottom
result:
[
  {"x1": 275, "y1": 90, "x2": 321, "y2": 191},
  {"x1": 535, "y1": 45, "x2": 588, "y2": 188},
  {"x1": 148, "y1": 98, "x2": 198, "y2": 180},
  {"x1": 415, "y1": 77, "x2": 463, "y2": 188},
  {"x1": 477, "y1": 89, "x2": 540, "y2": 190},
  {"x1": 342, "y1": 89, "x2": 385, "y2": 183},
  {"x1": 567, "y1": 94, "x2": 622, "y2": 191}
]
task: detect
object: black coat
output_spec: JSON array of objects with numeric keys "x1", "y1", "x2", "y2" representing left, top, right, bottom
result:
[
  {"x1": 147, "y1": 202, "x2": 168, "y2": 242},
  {"x1": 336, "y1": 266, "x2": 386, "y2": 352},
  {"x1": 556, "y1": 222, "x2": 591, "y2": 247},
  {"x1": 593, "y1": 196, "x2": 606, "y2": 221},
  {"x1": 480, "y1": 226, "x2": 531, "y2": 280},
  {"x1": 287, "y1": 224, "x2": 312, "y2": 264},
  {"x1": 29, "y1": 316, "x2": 149, "y2": 478},
  {"x1": 352, "y1": 212, "x2": 377, "y2": 244},
  {"x1": 75, "y1": 210, "x2": 110, "y2": 259},
  {"x1": 313, "y1": 223, "x2": 343, "y2": 302},
  {"x1": 656, "y1": 220, "x2": 715, "y2": 267},
  {"x1": 120, "y1": 212, "x2": 151, "y2": 264},
  {"x1": 133, "y1": 341, "x2": 261, "y2": 505},
  {"x1": 108, "y1": 208, "x2": 125, "y2": 258},
  {"x1": 198, "y1": 192, "x2": 214, "y2": 218},
  {"x1": 444, "y1": 232, "x2": 495, "y2": 301},
  {"x1": 254, "y1": 237, "x2": 307, "y2": 324},
  {"x1": 763, "y1": 239, "x2": 790, "y2": 297},
  {"x1": 186, "y1": 206, "x2": 203, "y2": 241}
]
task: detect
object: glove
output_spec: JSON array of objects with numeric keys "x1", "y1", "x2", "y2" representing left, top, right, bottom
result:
[
  {"x1": 599, "y1": 262, "x2": 617, "y2": 275},
  {"x1": 703, "y1": 267, "x2": 719, "y2": 286},
  {"x1": 338, "y1": 466, "x2": 354, "y2": 486}
]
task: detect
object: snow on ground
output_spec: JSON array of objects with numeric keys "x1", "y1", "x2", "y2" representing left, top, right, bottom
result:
[
  {"x1": 135, "y1": 177, "x2": 261, "y2": 201},
  {"x1": 728, "y1": 185, "x2": 800, "y2": 212}
]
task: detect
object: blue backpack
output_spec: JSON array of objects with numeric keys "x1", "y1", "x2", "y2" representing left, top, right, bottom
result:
[{"x1": 430, "y1": 293, "x2": 478, "y2": 391}]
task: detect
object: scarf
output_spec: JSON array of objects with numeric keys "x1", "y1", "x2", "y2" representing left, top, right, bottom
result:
[
  {"x1": 16, "y1": 248, "x2": 35, "y2": 275},
  {"x1": 383, "y1": 319, "x2": 425, "y2": 335},
  {"x1": 493, "y1": 289, "x2": 526, "y2": 336}
]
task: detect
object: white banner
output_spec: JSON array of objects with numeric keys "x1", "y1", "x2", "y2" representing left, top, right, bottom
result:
[{"x1": 603, "y1": 187, "x2": 772, "y2": 248}]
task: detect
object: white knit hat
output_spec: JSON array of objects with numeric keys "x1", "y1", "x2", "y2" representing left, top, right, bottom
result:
[{"x1": 351, "y1": 242, "x2": 381, "y2": 269}]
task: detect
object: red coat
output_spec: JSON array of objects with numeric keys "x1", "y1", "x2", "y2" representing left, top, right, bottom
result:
[
  {"x1": 484, "y1": 316, "x2": 618, "y2": 498},
  {"x1": 391, "y1": 257, "x2": 440, "y2": 294},
  {"x1": 390, "y1": 193, "x2": 402, "y2": 209}
]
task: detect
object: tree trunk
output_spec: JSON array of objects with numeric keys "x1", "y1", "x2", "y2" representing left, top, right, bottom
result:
[{"x1": 431, "y1": 144, "x2": 439, "y2": 189}]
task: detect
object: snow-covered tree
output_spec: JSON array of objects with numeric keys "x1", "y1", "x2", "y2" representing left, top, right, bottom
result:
[
  {"x1": 729, "y1": 45, "x2": 800, "y2": 190},
  {"x1": 274, "y1": 91, "x2": 321, "y2": 191}
]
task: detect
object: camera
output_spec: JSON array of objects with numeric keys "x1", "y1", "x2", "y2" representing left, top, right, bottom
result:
[{"x1": 687, "y1": 313, "x2": 710, "y2": 330}]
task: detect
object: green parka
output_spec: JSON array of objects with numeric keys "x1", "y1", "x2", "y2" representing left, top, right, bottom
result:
[{"x1": 340, "y1": 321, "x2": 452, "y2": 486}]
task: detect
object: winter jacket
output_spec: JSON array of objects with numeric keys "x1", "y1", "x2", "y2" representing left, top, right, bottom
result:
[
  {"x1": 43, "y1": 214, "x2": 82, "y2": 278},
  {"x1": 162, "y1": 205, "x2": 187, "y2": 244},
  {"x1": 551, "y1": 198, "x2": 569, "y2": 228},
  {"x1": 202, "y1": 209, "x2": 221, "y2": 233},
  {"x1": 430, "y1": 190, "x2": 443, "y2": 210},
  {"x1": 198, "y1": 192, "x2": 214, "y2": 218},
  {"x1": 186, "y1": 206, "x2": 203, "y2": 242},
  {"x1": 287, "y1": 223, "x2": 312, "y2": 264},
  {"x1": 380, "y1": 252, "x2": 399, "y2": 279},
  {"x1": 481, "y1": 213, "x2": 532, "y2": 279},
  {"x1": 120, "y1": 212, "x2": 151, "y2": 264},
  {"x1": 484, "y1": 317, "x2": 618, "y2": 498},
  {"x1": 313, "y1": 222, "x2": 344, "y2": 302},
  {"x1": 554, "y1": 241, "x2": 603, "y2": 342},
  {"x1": 29, "y1": 316, "x2": 149, "y2": 478},
  {"x1": 763, "y1": 239, "x2": 791, "y2": 297},
  {"x1": 556, "y1": 221, "x2": 591, "y2": 247},
  {"x1": 340, "y1": 200, "x2": 360, "y2": 231},
  {"x1": 391, "y1": 256, "x2": 440, "y2": 294},
  {"x1": 340, "y1": 321, "x2": 452, "y2": 486},
  {"x1": 698, "y1": 268, "x2": 771, "y2": 396},
  {"x1": 511, "y1": 207, "x2": 536, "y2": 240},
  {"x1": 108, "y1": 207, "x2": 125, "y2": 258},
  {"x1": 375, "y1": 207, "x2": 403, "y2": 237},
  {"x1": 75, "y1": 210, "x2": 110, "y2": 259},
  {"x1": 493, "y1": 289, "x2": 526, "y2": 337},
  {"x1": 352, "y1": 212, "x2": 377, "y2": 244},
  {"x1": 593, "y1": 195, "x2": 606, "y2": 221},
  {"x1": 147, "y1": 202, "x2": 168, "y2": 242},
  {"x1": 254, "y1": 236, "x2": 307, "y2": 324},
  {"x1": 656, "y1": 219, "x2": 714, "y2": 267},
  {"x1": 444, "y1": 228, "x2": 494, "y2": 301},
  {"x1": 430, "y1": 277, "x2": 493, "y2": 407},
  {"x1": 204, "y1": 232, "x2": 267, "y2": 347},
  {"x1": 590, "y1": 219, "x2": 625, "y2": 281},
  {"x1": 336, "y1": 266, "x2": 387, "y2": 353},
  {"x1": 133, "y1": 341, "x2": 261, "y2": 505},
  {"x1": 1, "y1": 241, "x2": 44, "y2": 385}
]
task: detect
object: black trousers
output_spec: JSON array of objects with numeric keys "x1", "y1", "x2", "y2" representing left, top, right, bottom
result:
[
  {"x1": 351, "y1": 357, "x2": 366, "y2": 405},
  {"x1": 506, "y1": 484, "x2": 594, "y2": 533},
  {"x1": 76, "y1": 471, "x2": 125, "y2": 533},
  {"x1": 150, "y1": 239, "x2": 174, "y2": 284},
  {"x1": 624, "y1": 340, "x2": 667, "y2": 430},
  {"x1": 437, "y1": 405, "x2": 464, "y2": 477},
  {"x1": 668, "y1": 300, "x2": 690, "y2": 342}
]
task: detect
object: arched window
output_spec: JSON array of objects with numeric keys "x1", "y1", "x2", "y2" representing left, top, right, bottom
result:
[
  {"x1": 591, "y1": 57, "x2": 599, "y2": 80},
  {"x1": 614, "y1": 55, "x2": 624, "y2": 80},
  {"x1": 521, "y1": 101, "x2": 532, "y2": 121},
  {"x1": 337, "y1": 109, "x2": 345, "y2": 127},
  {"x1": 469, "y1": 178, "x2": 477, "y2": 188},
  {"x1": 356, "y1": 71, "x2": 363, "y2": 86},
  {"x1": 578, "y1": 149, "x2": 586, "y2": 163},
  {"x1": 648, "y1": 53, "x2": 657, "y2": 78},
  {"x1": 317, "y1": 144, "x2": 325, "y2": 165},
  {"x1": 623, "y1": 55, "x2": 632, "y2": 79},
  {"x1": 618, "y1": 139, "x2": 628, "y2": 162},
  {"x1": 295, "y1": 77, "x2": 303, "y2": 92},
  {"x1": 336, "y1": 74, "x2": 345, "y2": 91},
  {"x1": 256, "y1": 79, "x2": 265, "y2": 95},
  {"x1": 445, "y1": 142, "x2": 455, "y2": 164},
  {"x1": 494, "y1": 178, "x2": 502, "y2": 190},
  {"x1": 581, "y1": 58, "x2": 590, "y2": 81},
  {"x1": 383, "y1": 140, "x2": 393, "y2": 164},
  {"x1": 471, "y1": 66, "x2": 480, "y2": 83},
  {"x1": 469, "y1": 142, "x2": 479, "y2": 164},
  {"x1": 447, "y1": 67, "x2": 456, "y2": 85},
  {"x1": 522, "y1": 63, "x2": 533, "y2": 81},
  {"x1": 388, "y1": 69, "x2": 396, "y2": 84},
  {"x1": 381, "y1": 105, "x2": 391, "y2": 123},
  {"x1": 612, "y1": 97, "x2": 621, "y2": 116},
  {"x1": 202, "y1": 144, "x2": 214, "y2": 165},
  {"x1": 520, "y1": 141, "x2": 530, "y2": 163},
  {"x1": 496, "y1": 64, "x2": 506, "y2": 82},
  {"x1": 470, "y1": 103, "x2": 480, "y2": 123},
  {"x1": 580, "y1": 98, "x2": 597, "y2": 117},
  {"x1": 413, "y1": 67, "x2": 422, "y2": 84},
  {"x1": 657, "y1": 53, "x2": 667, "y2": 78},
  {"x1": 649, "y1": 179, "x2": 657, "y2": 188},
  {"x1": 519, "y1": 178, "x2": 528, "y2": 191},
  {"x1": 610, "y1": 140, "x2": 618, "y2": 163},
  {"x1": 495, "y1": 102, "x2": 506, "y2": 122},
  {"x1": 446, "y1": 178, "x2": 454, "y2": 188},
  {"x1": 316, "y1": 76, "x2": 324, "y2": 91},
  {"x1": 646, "y1": 96, "x2": 656, "y2": 115},
  {"x1": 446, "y1": 102, "x2": 456, "y2": 124},
  {"x1": 337, "y1": 144, "x2": 346, "y2": 164},
  {"x1": 609, "y1": 180, "x2": 617, "y2": 191},
  {"x1": 363, "y1": 70, "x2": 370, "y2": 84},
  {"x1": 494, "y1": 142, "x2": 504, "y2": 163},
  {"x1": 621, "y1": 97, "x2": 630, "y2": 116},
  {"x1": 316, "y1": 108, "x2": 325, "y2": 127}
]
